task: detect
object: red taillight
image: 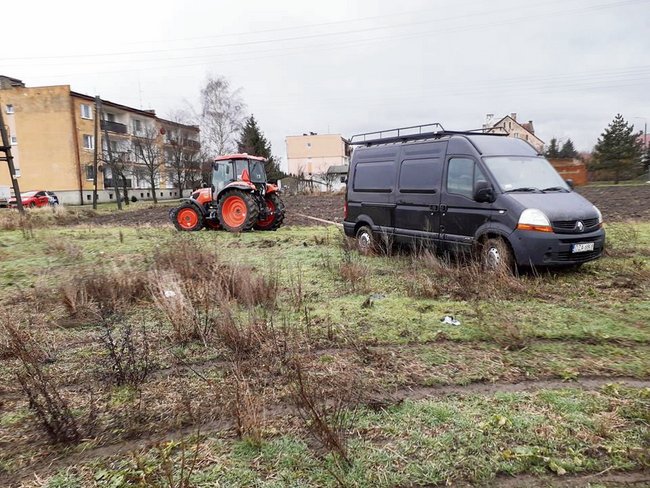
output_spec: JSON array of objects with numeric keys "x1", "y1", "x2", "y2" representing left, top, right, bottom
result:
[{"x1": 344, "y1": 200, "x2": 348, "y2": 219}]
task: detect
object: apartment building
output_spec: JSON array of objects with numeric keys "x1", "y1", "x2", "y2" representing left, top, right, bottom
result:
[
  {"x1": 484, "y1": 113, "x2": 545, "y2": 153},
  {"x1": 0, "y1": 76, "x2": 200, "y2": 205},
  {"x1": 286, "y1": 133, "x2": 350, "y2": 177}
]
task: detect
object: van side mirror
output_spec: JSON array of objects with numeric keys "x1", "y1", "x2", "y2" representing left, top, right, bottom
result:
[
  {"x1": 474, "y1": 180, "x2": 495, "y2": 203},
  {"x1": 565, "y1": 179, "x2": 574, "y2": 190}
]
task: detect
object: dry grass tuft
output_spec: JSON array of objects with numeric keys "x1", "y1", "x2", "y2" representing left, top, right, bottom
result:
[{"x1": 60, "y1": 267, "x2": 148, "y2": 320}]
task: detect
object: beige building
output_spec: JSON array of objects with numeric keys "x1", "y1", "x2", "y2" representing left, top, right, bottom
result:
[
  {"x1": 286, "y1": 133, "x2": 350, "y2": 177},
  {"x1": 485, "y1": 113, "x2": 545, "y2": 153},
  {"x1": 0, "y1": 76, "x2": 200, "y2": 205}
]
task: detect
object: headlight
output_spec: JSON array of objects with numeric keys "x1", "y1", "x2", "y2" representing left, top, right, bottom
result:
[
  {"x1": 517, "y1": 208, "x2": 553, "y2": 233},
  {"x1": 593, "y1": 205, "x2": 602, "y2": 224}
]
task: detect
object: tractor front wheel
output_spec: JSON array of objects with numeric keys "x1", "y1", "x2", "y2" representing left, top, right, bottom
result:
[
  {"x1": 217, "y1": 190, "x2": 258, "y2": 232},
  {"x1": 254, "y1": 193, "x2": 285, "y2": 231},
  {"x1": 172, "y1": 203, "x2": 204, "y2": 231}
]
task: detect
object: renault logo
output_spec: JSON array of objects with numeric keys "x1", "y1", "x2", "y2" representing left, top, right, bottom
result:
[{"x1": 575, "y1": 221, "x2": 584, "y2": 232}]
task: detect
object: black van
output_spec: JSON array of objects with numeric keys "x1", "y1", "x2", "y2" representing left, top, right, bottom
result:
[{"x1": 343, "y1": 124, "x2": 605, "y2": 269}]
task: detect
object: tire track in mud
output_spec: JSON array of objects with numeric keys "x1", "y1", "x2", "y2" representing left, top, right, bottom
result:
[
  {"x1": 3, "y1": 376, "x2": 650, "y2": 487},
  {"x1": 1, "y1": 336, "x2": 649, "y2": 402}
]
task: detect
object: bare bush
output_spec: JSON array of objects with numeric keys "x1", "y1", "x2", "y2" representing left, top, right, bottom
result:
[
  {"x1": 228, "y1": 363, "x2": 264, "y2": 448},
  {"x1": 98, "y1": 320, "x2": 153, "y2": 387},
  {"x1": 133, "y1": 434, "x2": 202, "y2": 488},
  {"x1": 0, "y1": 319, "x2": 81, "y2": 443},
  {"x1": 288, "y1": 358, "x2": 360, "y2": 467}
]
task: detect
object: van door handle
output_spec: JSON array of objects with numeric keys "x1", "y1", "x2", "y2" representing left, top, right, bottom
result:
[
  {"x1": 429, "y1": 204, "x2": 439, "y2": 212},
  {"x1": 440, "y1": 204, "x2": 448, "y2": 213}
]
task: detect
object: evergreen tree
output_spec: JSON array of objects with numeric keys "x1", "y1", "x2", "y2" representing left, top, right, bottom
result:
[
  {"x1": 544, "y1": 138, "x2": 560, "y2": 158},
  {"x1": 592, "y1": 114, "x2": 643, "y2": 184},
  {"x1": 559, "y1": 138, "x2": 578, "y2": 159},
  {"x1": 237, "y1": 115, "x2": 284, "y2": 181}
]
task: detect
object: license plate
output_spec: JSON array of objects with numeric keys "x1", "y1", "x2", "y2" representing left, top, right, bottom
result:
[{"x1": 572, "y1": 242, "x2": 594, "y2": 253}]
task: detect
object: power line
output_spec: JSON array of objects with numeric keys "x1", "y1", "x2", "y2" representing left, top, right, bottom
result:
[{"x1": 2, "y1": 0, "x2": 644, "y2": 62}]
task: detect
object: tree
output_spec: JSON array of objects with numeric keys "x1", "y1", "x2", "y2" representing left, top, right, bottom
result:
[
  {"x1": 200, "y1": 75, "x2": 246, "y2": 156},
  {"x1": 237, "y1": 115, "x2": 284, "y2": 181},
  {"x1": 559, "y1": 138, "x2": 578, "y2": 159},
  {"x1": 164, "y1": 111, "x2": 202, "y2": 197},
  {"x1": 545, "y1": 138, "x2": 560, "y2": 158},
  {"x1": 132, "y1": 125, "x2": 163, "y2": 203},
  {"x1": 592, "y1": 114, "x2": 644, "y2": 184}
]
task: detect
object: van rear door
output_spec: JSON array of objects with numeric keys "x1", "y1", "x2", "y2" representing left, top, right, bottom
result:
[
  {"x1": 393, "y1": 142, "x2": 445, "y2": 243},
  {"x1": 440, "y1": 157, "x2": 493, "y2": 251}
]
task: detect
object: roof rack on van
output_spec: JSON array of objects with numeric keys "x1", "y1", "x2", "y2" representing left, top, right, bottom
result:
[{"x1": 349, "y1": 123, "x2": 508, "y2": 146}]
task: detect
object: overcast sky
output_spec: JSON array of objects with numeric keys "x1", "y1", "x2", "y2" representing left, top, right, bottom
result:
[{"x1": 3, "y1": 0, "x2": 649, "y2": 169}]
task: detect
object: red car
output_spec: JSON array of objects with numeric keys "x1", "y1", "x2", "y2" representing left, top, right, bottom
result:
[{"x1": 9, "y1": 190, "x2": 59, "y2": 208}]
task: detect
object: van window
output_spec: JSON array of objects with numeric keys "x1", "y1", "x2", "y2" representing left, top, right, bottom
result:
[
  {"x1": 399, "y1": 159, "x2": 441, "y2": 193},
  {"x1": 353, "y1": 162, "x2": 394, "y2": 192},
  {"x1": 447, "y1": 158, "x2": 486, "y2": 199}
]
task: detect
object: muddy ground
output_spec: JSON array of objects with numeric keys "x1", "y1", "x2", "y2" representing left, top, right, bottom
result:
[{"x1": 82, "y1": 184, "x2": 650, "y2": 228}]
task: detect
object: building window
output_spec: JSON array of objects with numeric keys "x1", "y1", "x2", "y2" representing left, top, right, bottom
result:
[
  {"x1": 87, "y1": 194, "x2": 91, "y2": 201},
  {"x1": 83, "y1": 134, "x2": 94, "y2": 150},
  {"x1": 80, "y1": 104, "x2": 92, "y2": 120},
  {"x1": 105, "y1": 112, "x2": 115, "y2": 122},
  {"x1": 85, "y1": 165, "x2": 95, "y2": 180},
  {"x1": 133, "y1": 119, "x2": 142, "y2": 134},
  {"x1": 5, "y1": 104, "x2": 14, "y2": 114},
  {"x1": 10, "y1": 136, "x2": 17, "y2": 145}
]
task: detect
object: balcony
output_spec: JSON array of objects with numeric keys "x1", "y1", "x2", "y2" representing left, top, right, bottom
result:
[
  {"x1": 104, "y1": 178, "x2": 132, "y2": 189},
  {"x1": 100, "y1": 120, "x2": 128, "y2": 134},
  {"x1": 185, "y1": 139, "x2": 201, "y2": 149}
]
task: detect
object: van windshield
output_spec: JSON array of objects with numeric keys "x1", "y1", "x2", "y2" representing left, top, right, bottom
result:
[{"x1": 483, "y1": 156, "x2": 569, "y2": 193}]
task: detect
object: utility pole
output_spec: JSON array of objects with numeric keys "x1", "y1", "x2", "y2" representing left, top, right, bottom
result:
[
  {"x1": 92, "y1": 96, "x2": 101, "y2": 210},
  {"x1": 101, "y1": 110, "x2": 123, "y2": 210},
  {"x1": 0, "y1": 108, "x2": 24, "y2": 214}
]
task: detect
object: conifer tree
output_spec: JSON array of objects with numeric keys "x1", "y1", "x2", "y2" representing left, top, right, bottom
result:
[
  {"x1": 592, "y1": 114, "x2": 643, "y2": 184},
  {"x1": 237, "y1": 115, "x2": 283, "y2": 181},
  {"x1": 545, "y1": 138, "x2": 560, "y2": 158}
]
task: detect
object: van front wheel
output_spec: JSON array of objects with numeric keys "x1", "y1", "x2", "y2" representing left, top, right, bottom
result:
[
  {"x1": 481, "y1": 237, "x2": 514, "y2": 273},
  {"x1": 356, "y1": 225, "x2": 376, "y2": 255}
]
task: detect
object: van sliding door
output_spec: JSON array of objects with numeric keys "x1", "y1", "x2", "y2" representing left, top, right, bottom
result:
[{"x1": 394, "y1": 142, "x2": 446, "y2": 244}]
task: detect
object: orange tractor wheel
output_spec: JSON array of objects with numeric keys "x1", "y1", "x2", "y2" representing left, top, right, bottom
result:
[
  {"x1": 172, "y1": 203, "x2": 204, "y2": 231},
  {"x1": 254, "y1": 193, "x2": 285, "y2": 231},
  {"x1": 217, "y1": 190, "x2": 259, "y2": 232}
]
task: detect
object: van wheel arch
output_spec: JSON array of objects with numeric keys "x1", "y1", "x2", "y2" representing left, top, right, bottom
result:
[{"x1": 476, "y1": 233, "x2": 516, "y2": 273}]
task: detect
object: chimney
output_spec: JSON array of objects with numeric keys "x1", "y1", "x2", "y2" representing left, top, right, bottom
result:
[{"x1": 510, "y1": 112, "x2": 517, "y2": 121}]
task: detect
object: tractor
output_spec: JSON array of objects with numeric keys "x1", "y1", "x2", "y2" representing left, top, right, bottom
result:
[{"x1": 170, "y1": 154, "x2": 285, "y2": 233}]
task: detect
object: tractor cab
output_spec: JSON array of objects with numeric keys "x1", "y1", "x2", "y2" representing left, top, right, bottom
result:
[{"x1": 213, "y1": 154, "x2": 267, "y2": 195}]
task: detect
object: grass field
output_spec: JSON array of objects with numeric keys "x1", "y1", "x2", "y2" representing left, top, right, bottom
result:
[{"x1": 0, "y1": 216, "x2": 648, "y2": 487}]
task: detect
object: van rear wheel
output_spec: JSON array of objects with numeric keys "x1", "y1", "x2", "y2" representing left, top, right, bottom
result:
[
  {"x1": 481, "y1": 237, "x2": 514, "y2": 274},
  {"x1": 356, "y1": 225, "x2": 376, "y2": 255}
]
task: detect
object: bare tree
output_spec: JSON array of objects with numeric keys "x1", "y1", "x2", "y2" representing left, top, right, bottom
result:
[
  {"x1": 99, "y1": 139, "x2": 133, "y2": 206},
  {"x1": 133, "y1": 125, "x2": 163, "y2": 203},
  {"x1": 200, "y1": 75, "x2": 246, "y2": 156},
  {"x1": 164, "y1": 111, "x2": 202, "y2": 197}
]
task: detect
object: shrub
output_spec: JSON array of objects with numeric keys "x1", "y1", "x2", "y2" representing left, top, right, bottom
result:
[
  {"x1": 0, "y1": 318, "x2": 81, "y2": 443},
  {"x1": 98, "y1": 320, "x2": 153, "y2": 387}
]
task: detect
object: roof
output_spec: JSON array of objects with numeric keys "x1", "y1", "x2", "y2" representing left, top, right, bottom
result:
[
  {"x1": 489, "y1": 115, "x2": 544, "y2": 144},
  {"x1": 214, "y1": 153, "x2": 266, "y2": 161},
  {"x1": 326, "y1": 164, "x2": 349, "y2": 174},
  {"x1": 70, "y1": 91, "x2": 158, "y2": 119},
  {"x1": 157, "y1": 117, "x2": 200, "y2": 132}
]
